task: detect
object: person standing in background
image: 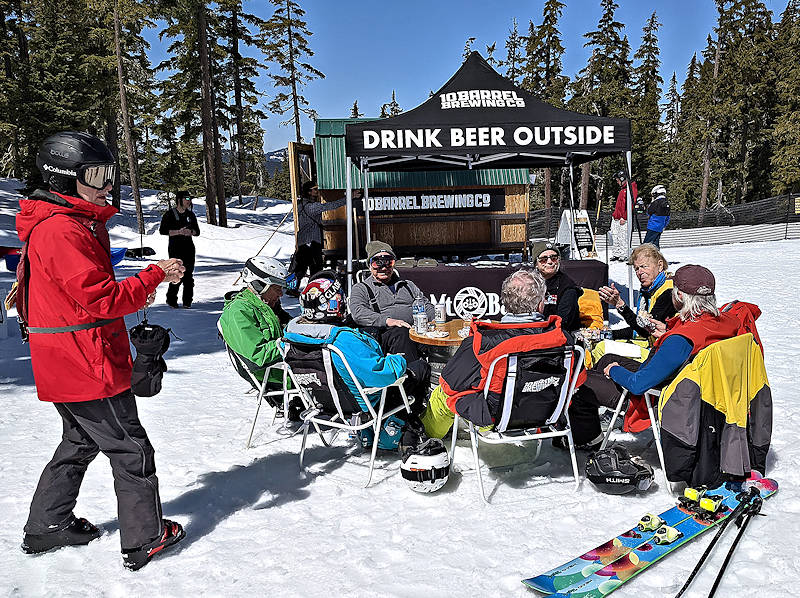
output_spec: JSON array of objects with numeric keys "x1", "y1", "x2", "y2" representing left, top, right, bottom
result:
[
  {"x1": 611, "y1": 170, "x2": 637, "y2": 262},
  {"x1": 286, "y1": 181, "x2": 361, "y2": 295},
  {"x1": 644, "y1": 185, "x2": 670, "y2": 248},
  {"x1": 159, "y1": 190, "x2": 200, "y2": 308}
]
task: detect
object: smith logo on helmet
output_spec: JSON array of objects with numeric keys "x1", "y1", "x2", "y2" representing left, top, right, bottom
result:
[
  {"x1": 41, "y1": 163, "x2": 77, "y2": 176},
  {"x1": 522, "y1": 377, "x2": 560, "y2": 393},
  {"x1": 294, "y1": 372, "x2": 321, "y2": 386},
  {"x1": 49, "y1": 148, "x2": 69, "y2": 159},
  {"x1": 605, "y1": 477, "x2": 630, "y2": 484}
]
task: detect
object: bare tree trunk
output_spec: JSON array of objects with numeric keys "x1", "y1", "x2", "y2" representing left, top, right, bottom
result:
[
  {"x1": 105, "y1": 112, "x2": 121, "y2": 209},
  {"x1": 286, "y1": 0, "x2": 301, "y2": 143},
  {"x1": 113, "y1": 0, "x2": 144, "y2": 234},
  {"x1": 198, "y1": 3, "x2": 218, "y2": 225},
  {"x1": 700, "y1": 40, "x2": 721, "y2": 224},
  {"x1": 580, "y1": 163, "x2": 590, "y2": 210},
  {"x1": 231, "y1": 8, "x2": 246, "y2": 201},
  {"x1": 210, "y1": 82, "x2": 227, "y2": 227}
]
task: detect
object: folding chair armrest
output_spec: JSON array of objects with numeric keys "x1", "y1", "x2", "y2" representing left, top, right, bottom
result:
[{"x1": 362, "y1": 374, "x2": 407, "y2": 394}]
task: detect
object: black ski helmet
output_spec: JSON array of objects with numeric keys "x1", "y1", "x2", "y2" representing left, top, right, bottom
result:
[
  {"x1": 36, "y1": 131, "x2": 115, "y2": 195},
  {"x1": 585, "y1": 446, "x2": 654, "y2": 495}
]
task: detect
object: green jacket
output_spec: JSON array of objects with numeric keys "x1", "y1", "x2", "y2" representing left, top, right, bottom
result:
[{"x1": 220, "y1": 288, "x2": 284, "y2": 384}]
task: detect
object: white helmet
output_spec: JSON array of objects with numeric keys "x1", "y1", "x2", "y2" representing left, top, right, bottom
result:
[
  {"x1": 242, "y1": 257, "x2": 287, "y2": 293},
  {"x1": 651, "y1": 184, "x2": 667, "y2": 198},
  {"x1": 400, "y1": 438, "x2": 450, "y2": 493}
]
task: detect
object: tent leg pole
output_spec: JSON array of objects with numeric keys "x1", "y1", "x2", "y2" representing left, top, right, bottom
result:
[
  {"x1": 346, "y1": 157, "x2": 353, "y2": 294},
  {"x1": 624, "y1": 151, "x2": 634, "y2": 307},
  {"x1": 568, "y1": 163, "x2": 578, "y2": 260},
  {"x1": 363, "y1": 166, "x2": 371, "y2": 243}
]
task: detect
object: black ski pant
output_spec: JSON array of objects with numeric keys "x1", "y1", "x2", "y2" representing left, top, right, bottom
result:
[
  {"x1": 568, "y1": 354, "x2": 642, "y2": 445},
  {"x1": 24, "y1": 389, "x2": 163, "y2": 550},
  {"x1": 166, "y1": 245, "x2": 195, "y2": 307},
  {"x1": 371, "y1": 326, "x2": 431, "y2": 411},
  {"x1": 288, "y1": 241, "x2": 324, "y2": 281}
]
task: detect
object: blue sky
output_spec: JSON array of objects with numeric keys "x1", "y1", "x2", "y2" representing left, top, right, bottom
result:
[{"x1": 144, "y1": 0, "x2": 790, "y2": 152}]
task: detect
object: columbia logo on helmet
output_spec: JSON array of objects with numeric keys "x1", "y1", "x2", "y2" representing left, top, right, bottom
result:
[{"x1": 41, "y1": 163, "x2": 77, "y2": 177}]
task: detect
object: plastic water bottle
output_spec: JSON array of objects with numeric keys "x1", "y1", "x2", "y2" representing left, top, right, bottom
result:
[
  {"x1": 412, "y1": 295, "x2": 428, "y2": 334},
  {"x1": 602, "y1": 320, "x2": 612, "y2": 340}
]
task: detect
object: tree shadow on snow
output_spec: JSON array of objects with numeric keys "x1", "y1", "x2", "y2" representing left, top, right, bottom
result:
[{"x1": 97, "y1": 446, "x2": 347, "y2": 550}]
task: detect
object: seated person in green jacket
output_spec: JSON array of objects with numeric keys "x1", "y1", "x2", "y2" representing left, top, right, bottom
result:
[{"x1": 219, "y1": 256, "x2": 289, "y2": 388}]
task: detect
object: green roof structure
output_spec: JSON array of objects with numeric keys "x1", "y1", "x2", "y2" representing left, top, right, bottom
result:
[{"x1": 314, "y1": 118, "x2": 529, "y2": 190}]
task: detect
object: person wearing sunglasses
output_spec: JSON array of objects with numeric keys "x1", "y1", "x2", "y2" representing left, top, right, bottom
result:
[
  {"x1": 16, "y1": 131, "x2": 186, "y2": 570},
  {"x1": 350, "y1": 240, "x2": 433, "y2": 399},
  {"x1": 159, "y1": 190, "x2": 200, "y2": 308},
  {"x1": 530, "y1": 241, "x2": 581, "y2": 331}
]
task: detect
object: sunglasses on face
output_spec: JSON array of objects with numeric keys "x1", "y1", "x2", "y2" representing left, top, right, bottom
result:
[
  {"x1": 370, "y1": 257, "x2": 395, "y2": 268},
  {"x1": 537, "y1": 254, "x2": 560, "y2": 264}
]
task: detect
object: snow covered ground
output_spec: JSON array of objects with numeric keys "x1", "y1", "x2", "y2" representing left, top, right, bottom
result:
[{"x1": 0, "y1": 178, "x2": 797, "y2": 597}]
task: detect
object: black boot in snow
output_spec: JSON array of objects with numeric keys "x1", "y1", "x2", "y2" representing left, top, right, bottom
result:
[
  {"x1": 21, "y1": 517, "x2": 101, "y2": 554},
  {"x1": 122, "y1": 519, "x2": 185, "y2": 571}
]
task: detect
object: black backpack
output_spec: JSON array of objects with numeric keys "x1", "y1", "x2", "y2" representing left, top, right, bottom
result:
[{"x1": 129, "y1": 320, "x2": 171, "y2": 397}]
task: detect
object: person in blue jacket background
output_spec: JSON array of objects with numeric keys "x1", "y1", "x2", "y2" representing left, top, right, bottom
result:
[{"x1": 643, "y1": 184, "x2": 670, "y2": 248}]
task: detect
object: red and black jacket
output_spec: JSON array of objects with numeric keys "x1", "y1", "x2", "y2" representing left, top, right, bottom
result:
[{"x1": 440, "y1": 316, "x2": 586, "y2": 427}]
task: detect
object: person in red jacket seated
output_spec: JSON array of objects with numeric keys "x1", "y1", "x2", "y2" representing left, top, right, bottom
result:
[
  {"x1": 16, "y1": 132, "x2": 186, "y2": 571},
  {"x1": 569, "y1": 264, "x2": 742, "y2": 447}
]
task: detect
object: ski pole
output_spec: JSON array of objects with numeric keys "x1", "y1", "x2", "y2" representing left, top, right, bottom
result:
[
  {"x1": 232, "y1": 209, "x2": 293, "y2": 286},
  {"x1": 706, "y1": 495, "x2": 763, "y2": 598},
  {"x1": 673, "y1": 486, "x2": 759, "y2": 598}
]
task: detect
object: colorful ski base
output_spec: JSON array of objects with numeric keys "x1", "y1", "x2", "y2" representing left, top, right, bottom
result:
[
  {"x1": 531, "y1": 477, "x2": 777, "y2": 598},
  {"x1": 522, "y1": 474, "x2": 776, "y2": 595}
]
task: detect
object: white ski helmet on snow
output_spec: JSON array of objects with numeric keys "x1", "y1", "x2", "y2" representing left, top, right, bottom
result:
[
  {"x1": 651, "y1": 184, "x2": 667, "y2": 198},
  {"x1": 400, "y1": 438, "x2": 450, "y2": 493},
  {"x1": 242, "y1": 257, "x2": 287, "y2": 294}
]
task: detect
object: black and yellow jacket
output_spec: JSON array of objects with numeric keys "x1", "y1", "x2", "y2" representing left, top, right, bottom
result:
[{"x1": 657, "y1": 333, "x2": 772, "y2": 488}]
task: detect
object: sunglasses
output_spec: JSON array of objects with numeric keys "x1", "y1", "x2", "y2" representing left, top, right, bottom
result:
[
  {"x1": 370, "y1": 256, "x2": 395, "y2": 268},
  {"x1": 78, "y1": 163, "x2": 116, "y2": 190},
  {"x1": 537, "y1": 254, "x2": 560, "y2": 264}
]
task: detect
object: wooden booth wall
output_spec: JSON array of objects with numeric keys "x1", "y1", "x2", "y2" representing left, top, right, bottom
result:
[{"x1": 320, "y1": 184, "x2": 528, "y2": 259}]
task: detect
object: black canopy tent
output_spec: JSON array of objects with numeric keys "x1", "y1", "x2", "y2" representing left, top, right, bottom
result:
[{"x1": 343, "y1": 52, "x2": 636, "y2": 301}]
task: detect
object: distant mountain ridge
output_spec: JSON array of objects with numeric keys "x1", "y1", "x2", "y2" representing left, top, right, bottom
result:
[{"x1": 221, "y1": 148, "x2": 288, "y2": 176}]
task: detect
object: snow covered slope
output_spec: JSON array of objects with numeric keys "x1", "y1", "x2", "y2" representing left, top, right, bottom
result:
[{"x1": 0, "y1": 179, "x2": 796, "y2": 597}]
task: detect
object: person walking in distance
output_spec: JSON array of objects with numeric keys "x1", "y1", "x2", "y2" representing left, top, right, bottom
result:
[
  {"x1": 159, "y1": 190, "x2": 200, "y2": 308},
  {"x1": 611, "y1": 170, "x2": 637, "y2": 261},
  {"x1": 17, "y1": 131, "x2": 186, "y2": 570}
]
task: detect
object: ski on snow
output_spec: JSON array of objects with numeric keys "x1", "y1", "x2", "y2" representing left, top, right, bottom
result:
[{"x1": 522, "y1": 475, "x2": 777, "y2": 597}]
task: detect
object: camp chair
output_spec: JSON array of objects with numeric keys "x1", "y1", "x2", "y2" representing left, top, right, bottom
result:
[
  {"x1": 217, "y1": 319, "x2": 296, "y2": 448},
  {"x1": 279, "y1": 339, "x2": 414, "y2": 487},
  {"x1": 599, "y1": 387, "x2": 670, "y2": 493},
  {"x1": 450, "y1": 344, "x2": 585, "y2": 503}
]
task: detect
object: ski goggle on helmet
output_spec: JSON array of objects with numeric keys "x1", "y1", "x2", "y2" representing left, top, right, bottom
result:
[
  {"x1": 299, "y1": 271, "x2": 347, "y2": 322},
  {"x1": 78, "y1": 163, "x2": 117, "y2": 190}
]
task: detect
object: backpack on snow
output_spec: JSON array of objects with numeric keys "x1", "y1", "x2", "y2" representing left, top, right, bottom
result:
[{"x1": 129, "y1": 320, "x2": 171, "y2": 397}]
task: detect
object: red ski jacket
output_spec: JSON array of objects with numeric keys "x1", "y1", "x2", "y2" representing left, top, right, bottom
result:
[{"x1": 16, "y1": 190, "x2": 164, "y2": 402}]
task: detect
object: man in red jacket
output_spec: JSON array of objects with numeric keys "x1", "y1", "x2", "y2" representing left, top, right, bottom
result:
[
  {"x1": 611, "y1": 171, "x2": 637, "y2": 262},
  {"x1": 17, "y1": 132, "x2": 186, "y2": 570}
]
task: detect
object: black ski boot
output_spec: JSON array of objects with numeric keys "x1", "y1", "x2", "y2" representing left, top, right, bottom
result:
[
  {"x1": 21, "y1": 517, "x2": 101, "y2": 554},
  {"x1": 122, "y1": 519, "x2": 185, "y2": 571}
]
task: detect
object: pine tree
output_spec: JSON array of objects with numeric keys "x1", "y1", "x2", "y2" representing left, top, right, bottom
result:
[
  {"x1": 350, "y1": 100, "x2": 362, "y2": 118},
  {"x1": 769, "y1": 0, "x2": 800, "y2": 193},
  {"x1": 462, "y1": 36, "x2": 476, "y2": 61},
  {"x1": 631, "y1": 11, "x2": 665, "y2": 195},
  {"x1": 499, "y1": 18, "x2": 523, "y2": 84},
  {"x1": 663, "y1": 72, "x2": 680, "y2": 147},
  {"x1": 571, "y1": 0, "x2": 633, "y2": 208},
  {"x1": 263, "y1": 0, "x2": 323, "y2": 143},
  {"x1": 520, "y1": 0, "x2": 568, "y2": 224}
]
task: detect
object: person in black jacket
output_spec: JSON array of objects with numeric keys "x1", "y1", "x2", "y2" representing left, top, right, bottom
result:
[
  {"x1": 159, "y1": 191, "x2": 200, "y2": 308},
  {"x1": 530, "y1": 241, "x2": 581, "y2": 331}
]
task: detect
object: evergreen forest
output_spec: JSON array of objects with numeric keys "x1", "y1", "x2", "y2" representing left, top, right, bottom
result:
[{"x1": 0, "y1": 0, "x2": 798, "y2": 228}]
